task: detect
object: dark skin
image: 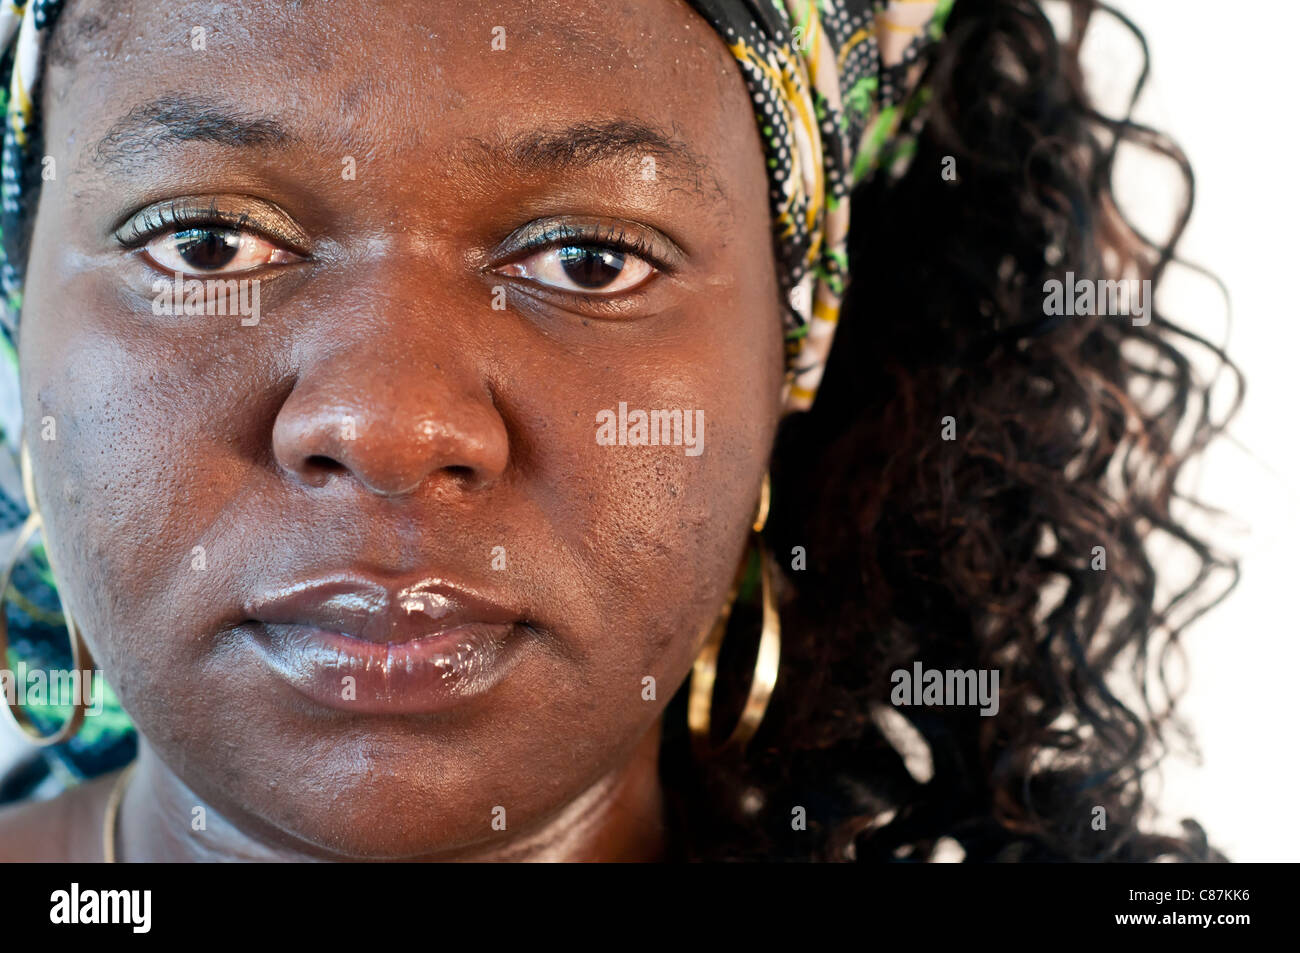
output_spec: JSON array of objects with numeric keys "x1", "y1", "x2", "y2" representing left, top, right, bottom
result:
[{"x1": 0, "y1": 0, "x2": 784, "y2": 860}]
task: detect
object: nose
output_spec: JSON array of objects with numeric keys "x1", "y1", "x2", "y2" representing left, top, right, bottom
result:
[{"x1": 271, "y1": 343, "x2": 510, "y2": 498}]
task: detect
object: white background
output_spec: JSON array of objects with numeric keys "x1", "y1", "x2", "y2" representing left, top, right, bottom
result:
[{"x1": 1075, "y1": 0, "x2": 1299, "y2": 861}]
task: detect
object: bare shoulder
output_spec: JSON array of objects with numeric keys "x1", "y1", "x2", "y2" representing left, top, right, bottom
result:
[{"x1": 0, "y1": 769, "x2": 122, "y2": 862}]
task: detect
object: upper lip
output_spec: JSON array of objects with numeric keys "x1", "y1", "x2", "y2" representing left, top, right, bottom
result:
[{"x1": 244, "y1": 574, "x2": 521, "y2": 644}]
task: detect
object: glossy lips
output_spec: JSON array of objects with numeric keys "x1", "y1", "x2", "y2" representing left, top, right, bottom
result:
[{"x1": 242, "y1": 576, "x2": 528, "y2": 714}]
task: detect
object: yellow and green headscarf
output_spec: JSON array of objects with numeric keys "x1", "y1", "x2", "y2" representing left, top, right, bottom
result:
[{"x1": 686, "y1": 0, "x2": 953, "y2": 409}]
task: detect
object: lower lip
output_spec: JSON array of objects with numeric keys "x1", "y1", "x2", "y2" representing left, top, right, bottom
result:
[{"x1": 244, "y1": 621, "x2": 526, "y2": 714}]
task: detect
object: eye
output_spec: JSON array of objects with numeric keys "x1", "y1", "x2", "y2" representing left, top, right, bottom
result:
[
  {"x1": 497, "y1": 244, "x2": 656, "y2": 295},
  {"x1": 144, "y1": 227, "x2": 302, "y2": 276}
]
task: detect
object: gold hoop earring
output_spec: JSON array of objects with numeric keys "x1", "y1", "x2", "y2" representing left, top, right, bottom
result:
[
  {"x1": 0, "y1": 441, "x2": 88, "y2": 746},
  {"x1": 688, "y1": 472, "x2": 780, "y2": 760}
]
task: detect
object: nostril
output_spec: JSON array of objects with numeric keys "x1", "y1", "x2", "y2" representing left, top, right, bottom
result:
[
  {"x1": 304, "y1": 454, "x2": 347, "y2": 475},
  {"x1": 444, "y1": 464, "x2": 481, "y2": 487}
]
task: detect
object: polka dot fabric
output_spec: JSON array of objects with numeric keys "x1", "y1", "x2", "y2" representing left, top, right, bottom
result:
[
  {"x1": 686, "y1": 0, "x2": 953, "y2": 409},
  {"x1": 0, "y1": 0, "x2": 65, "y2": 312}
]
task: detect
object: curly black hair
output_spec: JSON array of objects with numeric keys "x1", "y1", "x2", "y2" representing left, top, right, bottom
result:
[{"x1": 659, "y1": 0, "x2": 1241, "y2": 862}]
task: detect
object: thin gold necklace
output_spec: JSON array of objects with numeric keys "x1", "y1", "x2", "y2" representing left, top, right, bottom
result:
[{"x1": 101, "y1": 761, "x2": 136, "y2": 863}]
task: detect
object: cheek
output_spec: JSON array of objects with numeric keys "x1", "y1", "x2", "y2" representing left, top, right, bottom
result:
[
  {"x1": 544, "y1": 337, "x2": 780, "y2": 665},
  {"x1": 16, "y1": 302, "x2": 257, "y2": 710},
  {"x1": 510, "y1": 238, "x2": 787, "y2": 679}
]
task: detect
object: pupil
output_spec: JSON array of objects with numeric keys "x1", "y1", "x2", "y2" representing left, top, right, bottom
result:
[
  {"x1": 559, "y1": 246, "x2": 624, "y2": 288},
  {"x1": 175, "y1": 228, "x2": 240, "y2": 271}
]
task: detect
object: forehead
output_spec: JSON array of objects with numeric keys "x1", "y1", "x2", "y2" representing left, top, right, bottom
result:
[{"x1": 42, "y1": 0, "x2": 756, "y2": 190}]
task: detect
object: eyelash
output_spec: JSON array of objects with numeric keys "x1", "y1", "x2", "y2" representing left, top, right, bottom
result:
[
  {"x1": 115, "y1": 200, "x2": 303, "y2": 253},
  {"x1": 504, "y1": 222, "x2": 674, "y2": 273}
]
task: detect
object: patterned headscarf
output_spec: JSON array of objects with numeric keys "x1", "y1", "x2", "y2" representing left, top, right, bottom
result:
[
  {"x1": 0, "y1": 0, "x2": 951, "y2": 787},
  {"x1": 686, "y1": 0, "x2": 952, "y2": 409}
]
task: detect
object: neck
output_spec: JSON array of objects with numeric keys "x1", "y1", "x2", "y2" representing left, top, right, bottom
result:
[{"x1": 116, "y1": 720, "x2": 668, "y2": 862}]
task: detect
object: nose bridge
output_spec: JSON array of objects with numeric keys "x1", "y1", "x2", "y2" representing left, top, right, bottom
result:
[{"x1": 271, "y1": 271, "x2": 509, "y2": 498}]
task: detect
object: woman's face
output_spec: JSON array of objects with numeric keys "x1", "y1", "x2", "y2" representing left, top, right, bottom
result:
[{"x1": 19, "y1": 0, "x2": 783, "y2": 857}]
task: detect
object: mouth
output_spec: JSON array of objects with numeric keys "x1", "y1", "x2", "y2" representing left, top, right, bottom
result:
[{"x1": 240, "y1": 574, "x2": 532, "y2": 714}]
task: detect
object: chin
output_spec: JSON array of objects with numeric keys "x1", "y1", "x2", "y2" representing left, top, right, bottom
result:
[{"x1": 233, "y1": 733, "x2": 559, "y2": 860}]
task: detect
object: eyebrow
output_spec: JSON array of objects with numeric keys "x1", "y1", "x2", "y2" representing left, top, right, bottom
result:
[
  {"x1": 467, "y1": 119, "x2": 717, "y2": 196},
  {"x1": 89, "y1": 97, "x2": 721, "y2": 200},
  {"x1": 91, "y1": 94, "x2": 296, "y2": 173}
]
